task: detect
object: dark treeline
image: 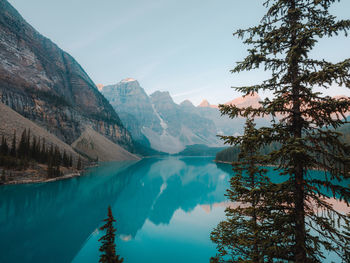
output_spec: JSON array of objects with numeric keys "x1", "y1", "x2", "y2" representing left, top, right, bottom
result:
[
  {"x1": 0, "y1": 129, "x2": 81, "y2": 178},
  {"x1": 216, "y1": 122, "x2": 350, "y2": 163},
  {"x1": 215, "y1": 142, "x2": 280, "y2": 163}
]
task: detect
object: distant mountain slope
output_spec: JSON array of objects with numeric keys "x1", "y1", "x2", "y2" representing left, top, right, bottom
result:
[
  {"x1": 71, "y1": 127, "x2": 140, "y2": 162},
  {"x1": 102, "y1": 79, "x2": 219, "y2": 154},
  {"x1": 150, "y1": 91, "x2": 219, "y2": 149},
  {"x1": 0, "y1": 0, "x2": 133, "y2": 150},
  {"x1": 193, "y1": 94, "x2": 272, "y2": 136},
  {"x1": 102, "y1": 79, "x2": 162, "y2": 146},
  {"x1": 175, "y1": 144, "x2": 227, "y2": 157},
  {"x1": 0, "y1": 102, "x2": 82, "y2": 162}
]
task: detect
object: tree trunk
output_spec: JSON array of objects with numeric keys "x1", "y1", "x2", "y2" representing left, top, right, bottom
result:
[{"x1": 289, "y1": 0, "x2": 306, "y2": 261}]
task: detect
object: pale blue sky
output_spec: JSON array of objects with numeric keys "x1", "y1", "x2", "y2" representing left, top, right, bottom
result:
[{"x1": 8, "y1": 0, "x2": 350, "y2": 105}]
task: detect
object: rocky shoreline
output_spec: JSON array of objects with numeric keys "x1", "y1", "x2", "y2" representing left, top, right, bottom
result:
[
  {"x1": 4, "y1": 172, "x2": 82, "y2": 185},
  {"x1": 0, "y1": 163, "x2": 85, "y2": 186}
]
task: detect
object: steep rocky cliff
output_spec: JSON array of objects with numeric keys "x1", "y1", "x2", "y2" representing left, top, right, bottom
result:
[
  {"x1": 102, "y1": 79, "x2": 162, "y2": 146},
  {"x1": 0, "y1": 0, "x2": 133, "y2": 150}
]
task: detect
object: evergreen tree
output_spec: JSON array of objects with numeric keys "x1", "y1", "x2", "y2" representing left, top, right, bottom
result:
[
  {"x1": 26, "y1": 129, "x2": 31, "y2": 156},
  {"x1": 344, "y1": 215, "x2": 350, "y2": 262},
  {"x1": 41, "y1": 138, "x2": 47, "y2": 163},
  {"x1": 1, "y1": 169, "x2": 6, "y2": 184},
  {"x1": 69, "y1": 154, "x2": 73, "y2": 167},
  {"x1": 17, "y1": 129, "x2": 27, "y2": 158},
  {"x1": 47, "y1": 159, "x2": 54, "y2": 178},
  {"x1": 218, "y1": 0, "x2": 350, "y2": 261},
  {"x1": 10, "y1": 130, "x2": 16, "y2": 157},
  {"x1": 62, "y1": 150, "x2": 69, "y2": 167},
  {"x1": 53, "y1": 146, "x2": 61, "y2": 166},
  {"x1": 0, "y1": 135, "x2": 9, "y2": 155},
  {"x1": 211, "y1": 119, "x2": 290, "y2": 262},
  {"x1": 77, "y1": 156, "x2": 82, "y2": 170},
  {"x1": 98, "y1": 206, "x2": 123, "y2": 263}
]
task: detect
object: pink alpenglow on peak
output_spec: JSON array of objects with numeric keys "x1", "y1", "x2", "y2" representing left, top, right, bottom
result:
[
  {"x1": 96, "y1": 84, "x2": 104, "y2": 91},
  {"x1": 225, "y1": 93, "x2": 261, "y2": 109},
  {"x1": 121, "y1": 78, "x2": 137, "y2": 83},
  {"x1": 198, "y1": 99, "x2": 218, "y2": 108}
]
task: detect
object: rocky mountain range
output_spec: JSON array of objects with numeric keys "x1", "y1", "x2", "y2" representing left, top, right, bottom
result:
[
  {"x1": 101, "y1": 79, "x2": 220, "y2": 153},
  {"x1": 101, "y1": 79, "x2": 272, "y2": 153},
  {"x1": 195, "y1": 94, "x2": 272, "y2": 137},
  {"x1": 0, "y1": 0, "x2": 136, "y2": 165}
]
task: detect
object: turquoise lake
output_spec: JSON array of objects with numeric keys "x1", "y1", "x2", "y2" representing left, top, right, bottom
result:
[{"x1": 0, "y1": 157, "x2": 347, "y2": 263}]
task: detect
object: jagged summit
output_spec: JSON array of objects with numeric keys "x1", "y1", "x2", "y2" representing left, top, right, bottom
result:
[
  {"x1": 225, "y1": 93, "x2": 261, "y2": 108},
  {"x1": 102, "y1": 79, "x2": 146, "y2": 98},
  {"x1": 96, "y1": 84, "x2": 104, "y2": 91},
  {"x1": 150, "y1": 91, "x2": 174, "y2": 104},
  {"x1": 199, "y1": 99, "x2": 210, "y2": 107},
  {"x1": 180, "y1": 100, "x2": 195, "y2": 109},
  {"x1": 198, "y1": 99, "x2": 218, "y2": 109},
  {"x1": 121, "y1": 78, "x2": 137, "y2": 83}
]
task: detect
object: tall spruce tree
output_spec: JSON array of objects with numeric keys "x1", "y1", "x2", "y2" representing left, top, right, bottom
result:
[
  {"x1": 211, "y1": 119, "x2": 291, "y2": 262},
  {"x1": 218, "y1": 0, "x2": 350, "y2": 262},
  {"x1": 98, "y1": 206, "x2": 123, "y2": 263}
]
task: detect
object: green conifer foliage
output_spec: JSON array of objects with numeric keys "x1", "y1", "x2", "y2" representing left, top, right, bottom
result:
[
  {"x1": 17, "y1": 129, "x2": 27, "y2": 158},
  {"x1": 0, "y1": 135, "x2": 8, "y2": 155},
  {"x1": 218, "y1": 0, "x2": 350, "y2": 262},
  {"x1": 10, "y1": 130, "x2": 16, "y2": 157},
  {"x1": 0, "y1": 131, "x2": 71, "y2": 177},
  {"x1": 344, "y1": 214, "x2": 350, "y2": 262},
  {"x1": 77, "y1": 156, "x2": 82, "y2": 170},
  {"x1": 98, "y1": 206, "x2": 123, "y2": 263},
  {"x1": 1, "y1": 169, "x2": 6, "y2": 184},
  {"x1": 211, "y1": 119, "x2": 292, "y2": 262},
  {"x1": 69, "y1": 155, "x2": 73, "y2": 167}
]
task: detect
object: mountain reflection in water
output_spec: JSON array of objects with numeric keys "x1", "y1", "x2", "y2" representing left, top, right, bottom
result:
[
  {"x1": 0, "y1": 157, "x2": 231, "y2": 263},
  {"x1": 0, "y1": 157, "x2": 348, "y2": 263}
]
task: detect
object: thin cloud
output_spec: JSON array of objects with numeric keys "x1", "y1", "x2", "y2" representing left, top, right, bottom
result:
[
  {"x1": 172, "y1": 87, "x2": 207, "y2": 98},
  {"x1": 66, "y1": 1, "x2": 165, "y2": 52}
]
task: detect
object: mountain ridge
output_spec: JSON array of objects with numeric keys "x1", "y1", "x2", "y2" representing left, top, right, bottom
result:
[
  {"x1": 101, "y1": 79, "x2": 220, "y2": 153},
  {"x1": 0, "y1": 0, "x2": 133, "y2": 151}
]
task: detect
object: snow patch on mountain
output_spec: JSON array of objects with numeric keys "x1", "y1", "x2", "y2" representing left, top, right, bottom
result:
[{"x1": 152, "y1": 104, "x2": 168, "y2": 131}]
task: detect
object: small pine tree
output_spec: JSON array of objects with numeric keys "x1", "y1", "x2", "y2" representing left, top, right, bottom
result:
[
  {"x1": 41, "y1": 139, "x2": 47, "y2": 163},
  {"x1": 17, "y1": 129, "x2": 27, "y2": 158},
  {"x1": 69, "y1": 154, "x2": 73, "y2": 167},
  {"x1": 53, "y1": 146, "x2": 61, "y2": 166},
  {"x1": 10, "y1": 130, "x2": 16, "y2": 157},
  {"x1": 1, "y1": 169, "x2": 6, "y2": 184},
  {"x1": 98, "y1": 206, "x2": 123, "y2": 263},
  {"x1": 26, "y1": 129, "x2": 31, "y2": 156},
  {"x1": 77, "y1": 156, "x2": 82, "y2": 170},
  {"x1": 0, "y1": 135, "x2": 9, "y2": 155},
  {"x1": 30, "y1": 136, "x2": 37, "y2": 160},
  {"x1": 62, "y1": 150, "x2": 69, "y2": 167},
  {"x1": 47, "y1": 158, "x2": 54, "y2": 178}
]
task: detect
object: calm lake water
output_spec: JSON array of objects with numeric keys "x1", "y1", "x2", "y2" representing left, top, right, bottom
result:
[{"x1": 0, "y1": 157, "x2": 347, "y2": 263}]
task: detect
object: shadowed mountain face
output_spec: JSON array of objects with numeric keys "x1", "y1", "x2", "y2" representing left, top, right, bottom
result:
[
  {"x1": 0, "y1": 0, "x2": 132, "y2": 149},
  {"x1": 101, "y1": 79, "x2": 162, "y2": 147},
  {"x1": 102, "y1": 79, "x2": 219, "y2": 153}
]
